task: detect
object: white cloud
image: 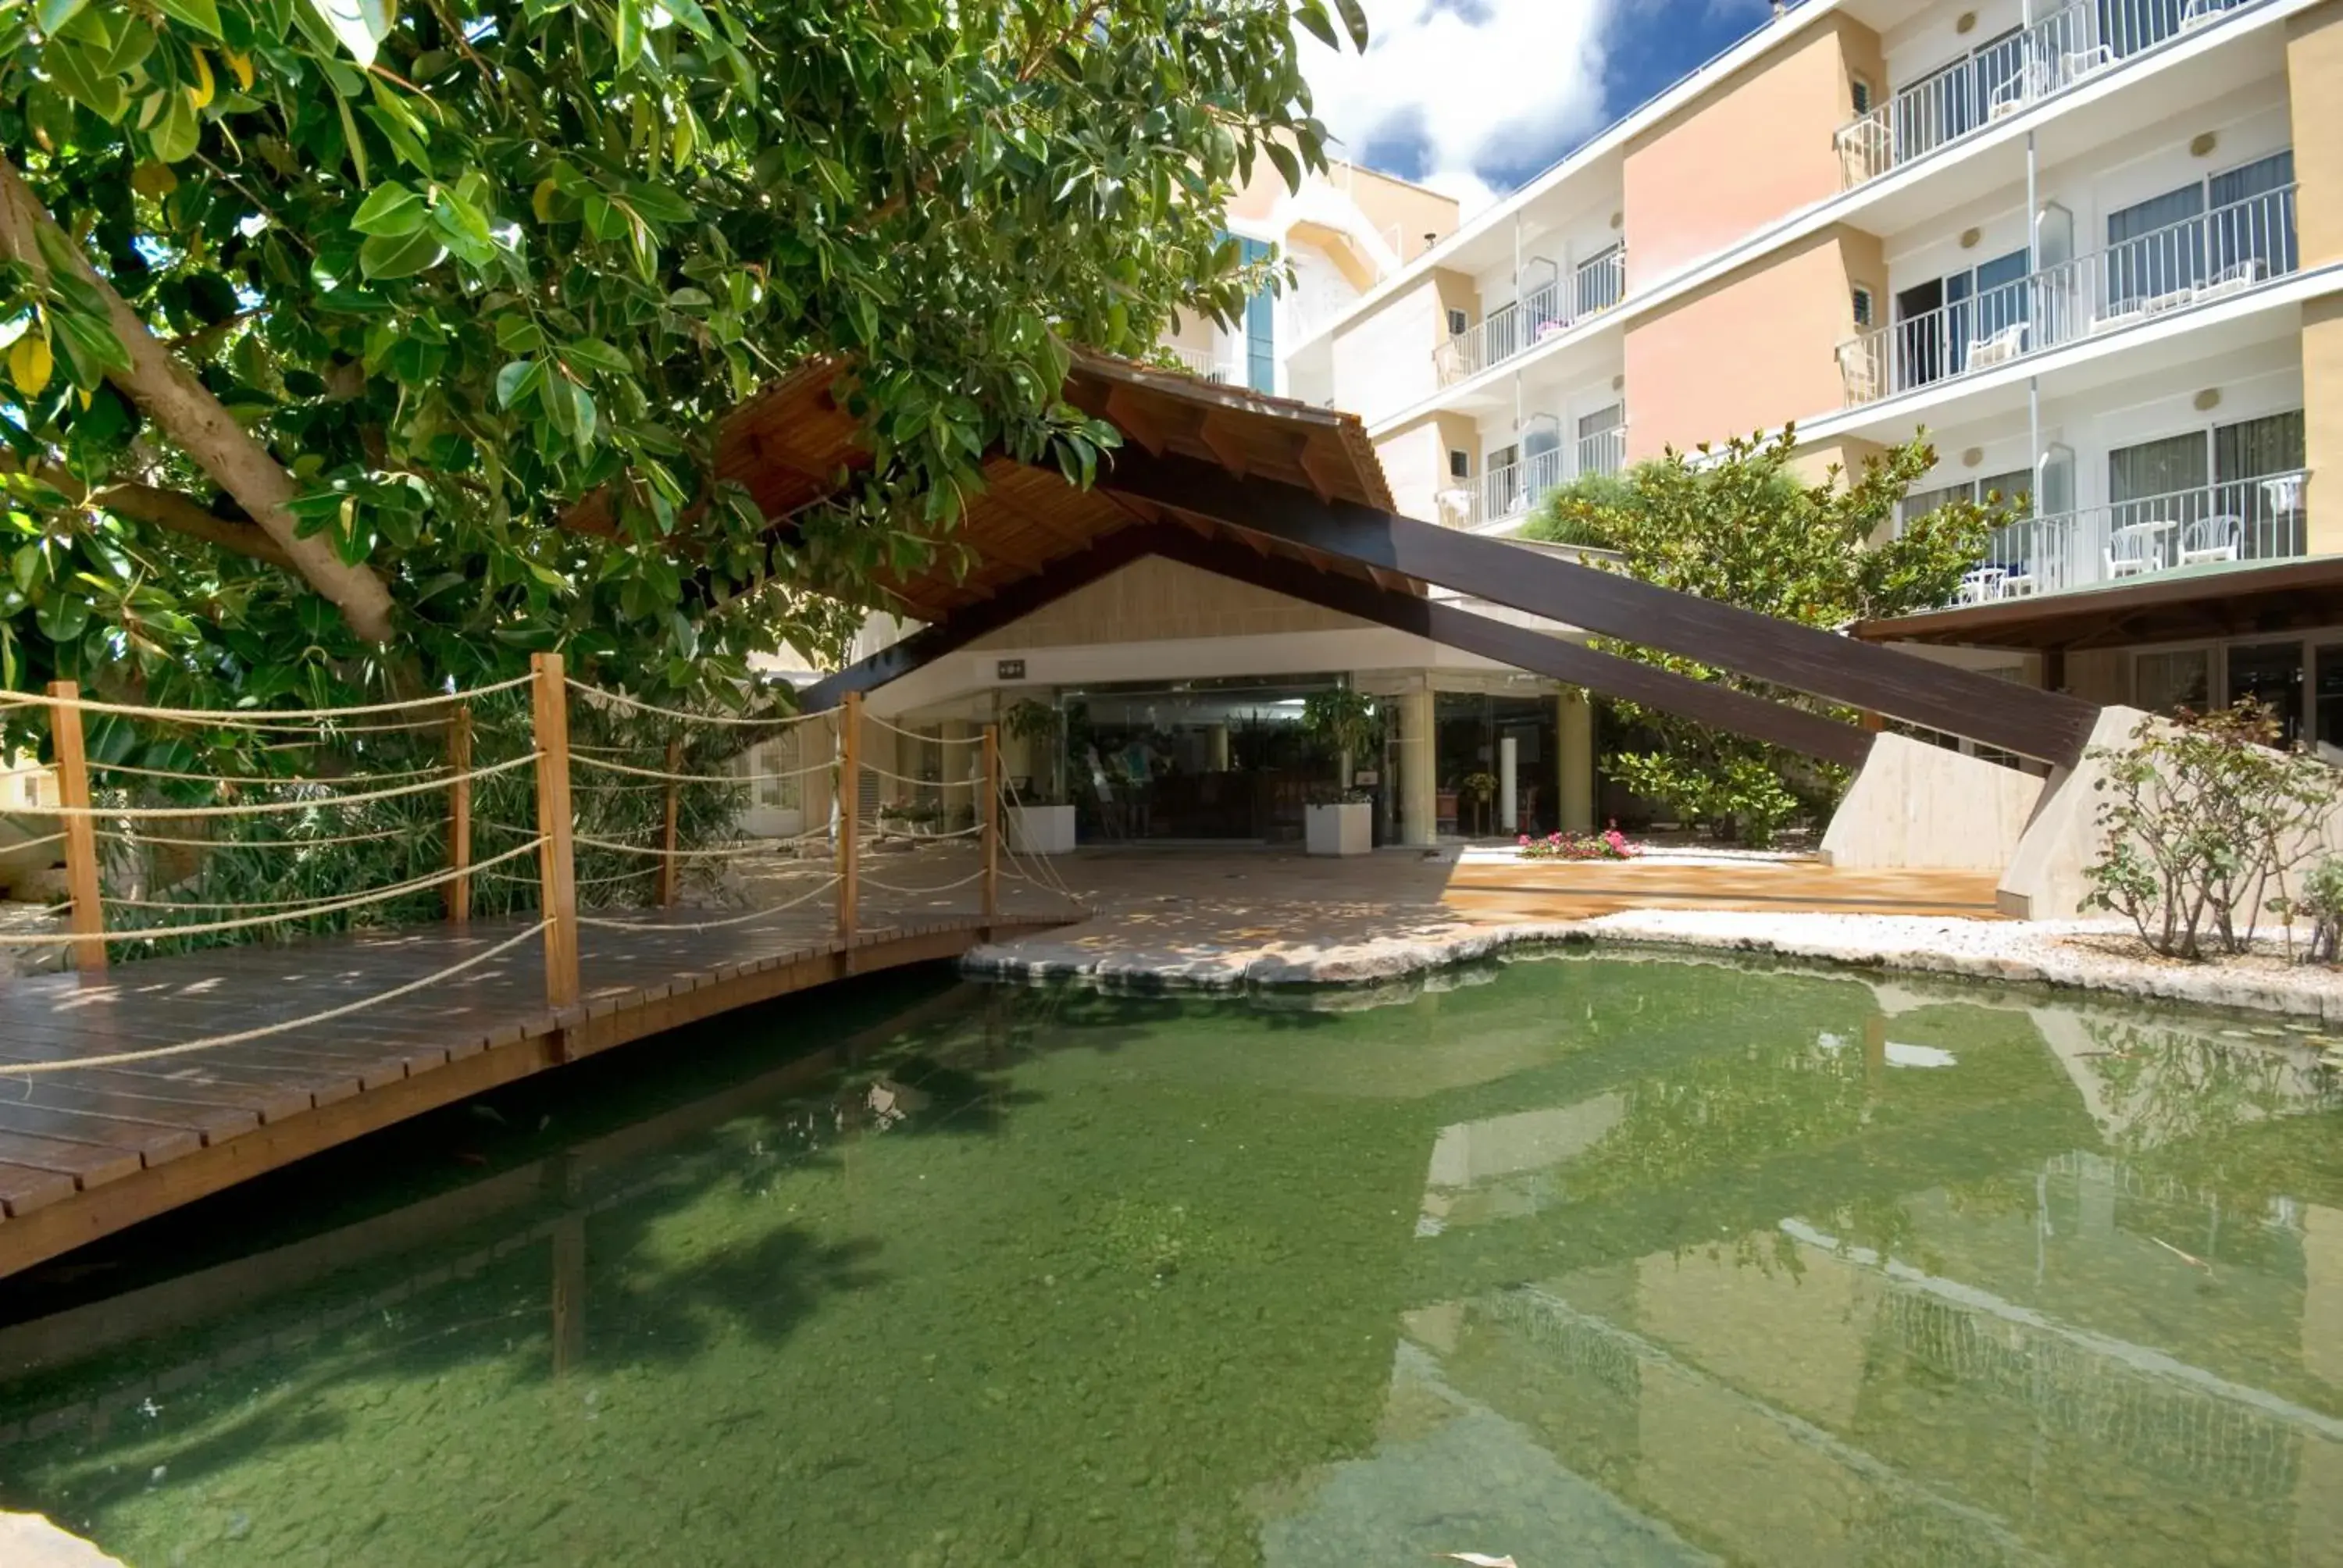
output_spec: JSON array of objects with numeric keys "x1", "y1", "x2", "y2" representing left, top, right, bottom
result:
[{"x1": 1302, "y1": 0, "x2": 1617, "y2": 205}]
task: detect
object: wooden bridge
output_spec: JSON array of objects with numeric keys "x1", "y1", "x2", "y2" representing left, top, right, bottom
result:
[{"x1": 0, "y1": 664, "x2": 1079, "y2": 1281}]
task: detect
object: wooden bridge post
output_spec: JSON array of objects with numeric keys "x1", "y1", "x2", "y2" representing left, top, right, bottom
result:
[
  {"x1": 446, "y1": 704, "x2": 473, "y2": 928},
  {"x1": 530, "y1": 653, "x2": 580, "y2": 1012},
  {"x1": 837, "y1": 692, "x2": 861, "y2": 944},
  {"x1": 45, "y1": 681, "x2": 105, "y2": 975},
  {"x1": 981, "y1": 722, "x2": 1000, "y2": 921},
  {"x1": 656, "y1": 735, "x2": 683, "y2": 909}
]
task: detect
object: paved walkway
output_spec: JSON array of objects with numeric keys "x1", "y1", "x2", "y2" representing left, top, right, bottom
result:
[{"x1": 965, "y1": 846, "x2": 2002, "y2": 987}]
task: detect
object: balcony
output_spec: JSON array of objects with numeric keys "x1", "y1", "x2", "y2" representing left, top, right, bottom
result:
[
  {"x1": 1159, "y1": 344, "x2": 1243, "y2": 383},
  {"x1": 1945, "y1": 468, "x2": 2309, "y2": 604},
  {"x1": 1835, "y1": 0, "x2": 2255, "y2": 190},
  {"x1": 1440, "y1": 423, "x2": 1631, "y2": 530},
  {"x1": 1433, "y1": 249, "x2": 1628, "y2": 387},
  {"x1": 1838, "y1": 184, "x2": 2295, "y2": 408}
]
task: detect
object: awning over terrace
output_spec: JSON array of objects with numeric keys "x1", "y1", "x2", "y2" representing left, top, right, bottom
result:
[{"x1": 694, "y1": 353, "x2": 2103, "y2": 770}]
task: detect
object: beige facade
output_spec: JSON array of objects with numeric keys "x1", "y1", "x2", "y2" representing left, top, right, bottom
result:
[
  {"x1": 965, "y1": 558, "x2": 1369, "y2": 652},
  {"x1": 1622, "y1": 226, "x2": 1882, "y2": 460},
  {"x1": 1621, "y1": 12, "x2": 1882, "y2": 289}
]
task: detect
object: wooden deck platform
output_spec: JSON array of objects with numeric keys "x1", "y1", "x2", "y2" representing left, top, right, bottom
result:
[{"x1": 0, "y1": 894, "x2": 1073, "y2": 1281}]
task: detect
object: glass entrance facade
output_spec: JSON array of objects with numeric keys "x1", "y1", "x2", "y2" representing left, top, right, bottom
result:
[
  {"x1": 1054, "y1": 675, "x2": 1347, "y2": 844},
  {"x1": 1432, "y1": 690, "x2": 1560, "y2": 839}
]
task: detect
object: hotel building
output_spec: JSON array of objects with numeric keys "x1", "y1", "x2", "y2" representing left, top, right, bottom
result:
[{"x1": 823, "y1": 0, "x2": 2343, "y2": 846}]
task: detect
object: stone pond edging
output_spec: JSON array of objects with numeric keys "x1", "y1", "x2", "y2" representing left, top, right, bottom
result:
[{"x1": 963, "y1": 910, "x2": 2343, "y2": 1025}]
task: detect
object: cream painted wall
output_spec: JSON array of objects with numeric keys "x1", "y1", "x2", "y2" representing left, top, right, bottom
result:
[
  {"x1": 1621, "y1": 14, "x2": 1881, "y2": 290},
  {"x1": 1624, "y1": 227, "x2": 1881, "y2": 457},
  {"x1": 968, "y1": 557, "x2": 1368, "y2": 652},
  {"x1": 1330, "y1": 273, "x2": 1453, "y2": 426},
  {"x1": 2291, "y1": 0, "x2": 2343, "y2": 270},
  {"x1": 2308, "y1": 294, "x2": 2343, "y2": 554}
]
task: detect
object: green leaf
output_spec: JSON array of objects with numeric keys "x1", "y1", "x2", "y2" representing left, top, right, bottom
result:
[
  {"x1": 662, "y1": 0, "x2": 712, "y2": 38},
  {"x1": 1293, "y1": 1, "x2": 1338, "y2": 51},
  {"x1": 560, "y1": 337, "x2": 629, "y2": 376},
  {"x1": 148, "y1": 87, "x2": 201, "y2": 163},
  {"x1": 615, "y1": 0, "x2": 644, "y2": 68},
  {"x1": 568, "y1": 382, "x2": 597, "y2": 451},
  {"x1": 43, "y1": 38, "x2": 129, "y2": 120},
  {"x1": 356, "y1": 226, "x2": 446, "y2": 279},
  {"x1": 155, "y1": 0, "x2": 225, "y2": 37},
  {"x1": 1330, "y1": 0, "x2": 1370, "y2": 49},
  {"x1": 494, "y1": 358, "x2": 542, "y2": 408},
  {"x1": 35, "y1": 0, "x2": 88, "y2": 34},
  {"x1": 349, "y1": 181, "x2": 426, "y2": 236},
  {"x1": 305, "y1": 0, "x2": 390, "y2": 65},
  {"x1": 36, "y1": 593, "x2": 90, "y2": 643},
  {"x1": 51, "y1": 308, "x2": 130, "y2": 383}
]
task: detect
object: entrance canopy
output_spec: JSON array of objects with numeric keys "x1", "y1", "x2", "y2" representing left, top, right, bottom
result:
[{"x1": 707, "y1": 354, "x2": 2102, "y2": 769}]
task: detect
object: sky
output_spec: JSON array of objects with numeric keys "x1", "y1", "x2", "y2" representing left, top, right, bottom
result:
[{"x1": 1300, "y1": 0, "x2": 1782, "y2": 219}]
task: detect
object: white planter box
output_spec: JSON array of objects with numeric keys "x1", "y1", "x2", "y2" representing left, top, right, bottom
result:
[
  {"x1": 1008, "y1": 804, "x2": 1078, "y2": 856},
  {"x1": 1304, "y1": 801, "x2": 1372, "y2": 857}
]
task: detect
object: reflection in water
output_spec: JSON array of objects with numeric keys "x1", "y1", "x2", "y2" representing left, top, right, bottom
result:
[{"x1": 0, "y1": 957, "x2": 2337, "y2": 1566}]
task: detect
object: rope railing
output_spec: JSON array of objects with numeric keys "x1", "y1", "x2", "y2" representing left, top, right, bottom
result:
[
  {"x1": 0, "y1": 673, "x2": 532, "y2": 727},
  {"x1": 5, "y1": 662, "x2": 1082, "y2": 1053}
]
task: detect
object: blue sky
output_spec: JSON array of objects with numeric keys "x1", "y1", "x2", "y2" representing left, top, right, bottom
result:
[{"x1": 1303, "y1": 0, "x2": 1779, "y2": 216}]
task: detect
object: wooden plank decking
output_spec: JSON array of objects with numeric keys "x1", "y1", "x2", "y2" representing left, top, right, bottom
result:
[{"x1": 0, "y1": 893, "x2": 1074, "y2": 1281}]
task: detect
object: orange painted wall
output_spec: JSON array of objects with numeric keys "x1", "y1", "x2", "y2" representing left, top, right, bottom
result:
[
  {"x1": 1621, "y1": 13, "x2": 1881, "y2": 289},
  {"x1": 1623, "y1": 226, "x2": 1883, "y2": 458}
]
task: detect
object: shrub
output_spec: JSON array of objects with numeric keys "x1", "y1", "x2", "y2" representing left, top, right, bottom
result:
[
  {"x1": 1519, "y1": 824, "x2": 1643, "y2": 861},
  {"x1": 2081, "y1": 701, "x2": 2338, "y2": 960},
  {"x1": 2284, "y1": 856, "x2": 2343, "y2": 964}
]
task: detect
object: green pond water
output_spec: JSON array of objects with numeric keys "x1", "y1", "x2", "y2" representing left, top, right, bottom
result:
[{"x1": 1, "y1": 955, "x2": 2340, "y2": 1567}]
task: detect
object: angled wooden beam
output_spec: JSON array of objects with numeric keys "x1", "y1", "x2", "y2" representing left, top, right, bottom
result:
[
  {"x1": 1100, "y1": 447, "x2": 2099, "y2": 766},
  {"x1": 804, "y1": 523, "x2": 1875, "y2": 766},
  {"x1": 1194, "y1": 410, "x2": 1249, "y2": 478},
  {"x1": 1102, "y1": 386, "x2": 1168, "y2": 456},
  {"x1": 800, "y1": 525, "x2": 1173, "y2": 709},
  {"x1": 1294, "y1": 436, "x2": 1344, "y2": 505},
  {"x1": 1140, "y1": 530, "x2": 1876, "y2": 768}
]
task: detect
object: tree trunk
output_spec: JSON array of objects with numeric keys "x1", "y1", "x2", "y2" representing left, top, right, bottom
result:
[{"x1": 0, "y1": 156, "x2": 398, "y2": 644}]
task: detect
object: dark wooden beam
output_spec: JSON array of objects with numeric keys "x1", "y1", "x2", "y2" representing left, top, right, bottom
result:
[
  {"x1": 800, "y1": 526, "x2": 1166, "y2": 709},
  {"x1": 1143, "y1": 529, "x2": 1877, "y2": 768},
  {"x1": 1098, "y1": 446, "x2": 2100, "y2": 766},
  {"x1": 807, "y1": 523, "x2": 1877, "y2": 767}
]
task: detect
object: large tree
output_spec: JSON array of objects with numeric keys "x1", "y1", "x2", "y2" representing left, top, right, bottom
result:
[
  {"x1": 0, "y1": 0, "x2": 1364, "y2": 719},
  {"x1": 1521, "y1": 428, "x2": 1999, "y2": 844}
]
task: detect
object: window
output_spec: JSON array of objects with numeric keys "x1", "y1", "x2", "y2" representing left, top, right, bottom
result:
[
  {"x1": 1448, "y1": 448, "x2": 1471, "y2": 480},
  {"x1": 2110, "y1": 412, "x2": 2306, "y2": 558},
  {"x1": 2107, "y1": 149, "x2": 2295, "y2": 308},
  {"x1": 1851, "y1": 286, "x2": 1874, "y2": 328},
  {"x1": 2227, "y1": 641, "x2": 2304, "y2": 743},
  {"x1": 2135, "y1": 648, "x2": 2211, "y2": 716},
  {"x1": 1238, "y1": 236, "x2": 1275, "y2": 394},
  {"x1": 1446, "y1": 308, "x2": 1469, "y2": 339}
]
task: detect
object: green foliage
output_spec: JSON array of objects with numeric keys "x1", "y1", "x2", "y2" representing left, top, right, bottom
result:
[
  {"x1": 2289, "y1": 855, "x2": 2343, "y2": 965},
  {"x1": 1520, "y1": 427, "x2": 1999, "y2": 845},
  {"x1": 1300, "y1": 685, "x2": 1378, "y2": 802},
  {"x1": 0, "y1": 0, "x2": 1356, "y2": 743},
  {"x1": 2083, "y1": 701, "x2": 2339, "y2": 960}
]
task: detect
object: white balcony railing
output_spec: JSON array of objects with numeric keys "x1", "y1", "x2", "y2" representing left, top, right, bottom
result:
[
  {"x1": 1576, "y1": 426, "x2": 1628, "y2": 479},
  {"x1": 1838, "y1": 184, "x2": 2295, "y2": 408},
  {"x1": 1945, "y1": 468, "x2": 2309, "y2": 604},
  {"x1": 1434, "y1": 248, "x2": 1628, "y2": 387},
  {"x1": 1158, "y1": 344, "x2": 1243, "y2": 383},
  {"x1": 1453, "y1": 422, "x2": 1630, "y2": 529},
  {"x1": 1835, "y1": 0, "x2": 2252, "y2": 189}
]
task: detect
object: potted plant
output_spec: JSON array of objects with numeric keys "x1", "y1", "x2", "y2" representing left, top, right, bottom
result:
[
  {"x1": 1003, "y1": 698, "x2": 1076, "y2": 854},
  {"x1": 1457, "y1": 772, "x2": 1497, "y2": 837},
  {"x1": 1300, "y1": 687, "x2": 1381, "y2": 857}
]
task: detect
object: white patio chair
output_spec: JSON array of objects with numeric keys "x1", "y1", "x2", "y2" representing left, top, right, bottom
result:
[
  {"x1": 2059, "y1": 45, "x2": 2112, "y2": 84},
  {"x1": 2105, "y1": 520, "x2": 2174, "y2": 579},
  {"x1": 2179, "y1": 515, "x2": 2242, "y2": 565},
  {"x1": 1956, "y1": 567, "x2": 2006, "y2": 604},
  {"x1": 1835, "y1": 338, "x2": 1881, "y2": 402},
  {"x1": 2199, "y1": 258, "x2": 2266, "y2": 301},
  {"x1": 1998, "y1": 564, "x2": 2040, "y2": 597},
  {"x1": 1965, "y1": 320, "x2": 2029, "y2": 368},
  {"x1": 2181, "y1": 0, "x2": 2230, "y2": 28}
]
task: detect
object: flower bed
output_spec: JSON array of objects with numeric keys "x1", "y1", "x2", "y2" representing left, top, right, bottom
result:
[{"x1": 1518, "y1": 825, "x2": 1642, "y2": 861}]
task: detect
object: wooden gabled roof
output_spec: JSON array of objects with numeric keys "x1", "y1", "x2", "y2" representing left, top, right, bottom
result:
[{"x1": 700, "y1": 351, "x2": 1404, "y2": 622}]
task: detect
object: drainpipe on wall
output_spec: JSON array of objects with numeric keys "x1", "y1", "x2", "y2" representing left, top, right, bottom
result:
[{"x1": 2027, "y1": 130, "x2": 2041, "y2": 495}]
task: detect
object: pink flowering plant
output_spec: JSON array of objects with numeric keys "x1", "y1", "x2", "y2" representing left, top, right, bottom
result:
[{"x1": 1517, "y1": 822, "x2": 1643, "y2": 861}]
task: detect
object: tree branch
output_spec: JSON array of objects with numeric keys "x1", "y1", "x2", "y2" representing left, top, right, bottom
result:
[
  {"x1": 0, "y1": 154, "x2": 398, "y2": 642},
  {"x1": 0, "y1": 454, "x2": 296, "y2": 569}
]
